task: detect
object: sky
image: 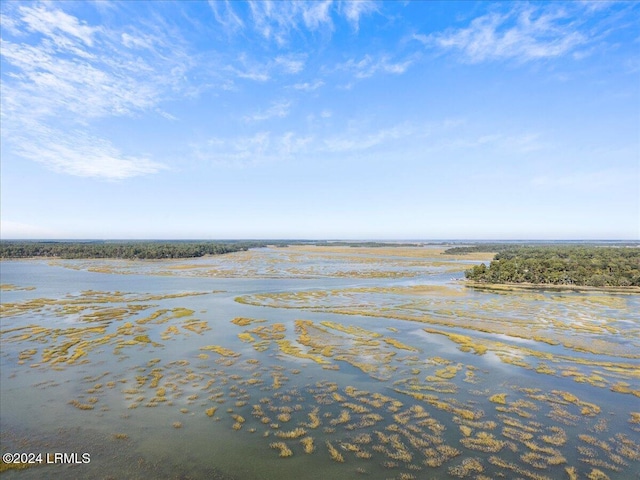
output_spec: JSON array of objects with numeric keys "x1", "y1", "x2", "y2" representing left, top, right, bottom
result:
[{"x1": 1, "y1": 1, "x2": 639, "y2": 240}]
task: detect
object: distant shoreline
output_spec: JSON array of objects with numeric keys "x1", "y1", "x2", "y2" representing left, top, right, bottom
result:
[{"x1": 465, "y1": 280, "x2": 640, "y2": 294}]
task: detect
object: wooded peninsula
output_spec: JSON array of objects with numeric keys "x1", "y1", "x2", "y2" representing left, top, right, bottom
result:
[{"x1": 460, "y1": 245, "x2": 640, "y2": 287}]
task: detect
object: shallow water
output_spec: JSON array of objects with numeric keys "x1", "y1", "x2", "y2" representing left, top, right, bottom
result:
[{"x1": 1, "y1": 247, "x2": 638, "y2": 479}]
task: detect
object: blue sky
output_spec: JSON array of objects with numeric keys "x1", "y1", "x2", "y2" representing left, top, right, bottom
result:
[{"x1": 1, "y1": 1, "x2": 638, "y2": 240}]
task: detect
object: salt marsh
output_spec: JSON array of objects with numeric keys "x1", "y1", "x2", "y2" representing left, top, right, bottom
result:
[{"x1": 1, "y1": 246, "x2": 638, "y2": 479}]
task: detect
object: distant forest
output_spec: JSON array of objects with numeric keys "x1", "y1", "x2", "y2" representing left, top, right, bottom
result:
[
  {"x1": 0, "y1": 241, "x2": 269, "y2": 259},
  {"x1": 3, "y1": 242, "x2": 639, "y2": 287},
  {"x1": 0, "y1": 240, "x2": 422, "y2": 259},
  {"x1": 462, "y1": 246, "x2": 640, "y2": 287}
]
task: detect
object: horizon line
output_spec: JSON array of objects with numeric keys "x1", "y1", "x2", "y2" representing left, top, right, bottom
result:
[{"x1": 1, "y1": 238, "x2": 638, "y2": 243}]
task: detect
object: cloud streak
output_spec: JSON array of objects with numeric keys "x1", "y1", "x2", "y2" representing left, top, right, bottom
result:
[
  {"x1": 190, "y1": 120, "x2": 457, "y2": 167},
  {"x1": 341, "y1": 0, "x2": 378, "y2": 32},
  {"x1": 208, "y1": 0, "x2": 244, "y2": 34},
  {"x1": 210, "y1": 1, "x2": 377, "y2": 44},
  {"x1": 0, "y1": 3, "x2": 191, "y2": 178},
  {"x1": 335, "y1": 54, "x2": 415, "y2": 79},
  {"x1": 191, "y1": 131, "x2": 312, "y2": 167},
  {"x1": 291, "y1": 80, "x2": 324, "y2": 91},
  {"x1": 10, "y1": 123, "x2": 165, "y2": 179},
  {"x1": 230, "y1": 53, "x2": 306, "y2": 82},
  {"x1": 244, "y1": 100, "x2": 292, "y2": 122},
  {"x1": 20, "y1": 4, "x2": 99, "y2": 47},
  {"x1": 420, "y1": 5, "x2": 589, "y2": 63}
]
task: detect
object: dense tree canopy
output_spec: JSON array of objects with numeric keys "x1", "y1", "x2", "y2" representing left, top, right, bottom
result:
[
  {"x1": 0, "y1": 241, "x2": 268, "y2": 259},
  {"x1": 0, "y1": 240, "x2": 431, "y2": 260},
  {"x1": 464, "y1": 246, "x2": 640, "y2": 287}
]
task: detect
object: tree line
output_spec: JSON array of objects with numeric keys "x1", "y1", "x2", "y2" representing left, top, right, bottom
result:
[
  {"x1": 0, "y1": 240, "x2": 431, "y2": 260},
  {"x1": 464, "y1": 246, "x2": 640, "y2": 287},
  {"x1": 0, "y1": 241, "x2": 268, "y2": 259}
]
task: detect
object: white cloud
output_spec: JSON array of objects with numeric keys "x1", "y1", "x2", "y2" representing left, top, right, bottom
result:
[
  {"x1": 248, "y1": 1, "x2": 301, "y2": 45},
  {"x1": 323, "y1": 123, "x2": 416, "y2": 152},
  {"x1": 302, "y1": 1, "x2": 333, "y2": 30},
  {"x1": 341, "y1": 0, "x2": 378, "y2": 32},
  {"x1": 10, "y1": 123, "x2": 166, "y2": 179},
  {"x1": 1, "y1": 38, "x2": 163, "y2": 119},
  {"x1": 429, "y1": 131, "x2": 545, "y2": 155},
  {"x1": 192, "y1": 131, "x2": 312, "y2": 167},
  {"x1": 231, "y1": 53, "x2": 306, "y2": 82},
  {"x1": 192, "y1": 120, "x2": 421, "y2": 167},
  {"x1": 244, "y1": 100, "x2": 292, "y2": 122},
  {"x1": 0, "y1": 3, "x2": 191, "y2": 179},
  {"x1": 188, "y1": 118, "x2": 551, "y2": 178},
  {"x1": 280, "y1": 131, "x2": 313, "y2": 156},
  {"x1": 240, "y1": 1, "x2": 378, "y2": 44},
  {"x1": 208, "y1": 0, "x2": 244, "y2": 34},
  {"x1": 0, "y1": 4, "x2": 22, "y2": 36},
  {"x1": 234, "y1": 67, "x2": 270, "y2": 82},
  {"x1": 335, "y1": 54, "x2": 414, "y2": 78},
  {"x1": 121, "y1": 32, "x2": 155, "y2": 50},
  {"x1": 274, "y1": 54, "x2": 306, "y2": 74},
  {"x1": 292, "y1": 80, "x2": 325, "y2": 91},
  {"x1": 423, "y1": 5, "x2": 588, "y2": 63},
  {"x1": 20, "y1": 4, "x2": 99, "y2": 46}
]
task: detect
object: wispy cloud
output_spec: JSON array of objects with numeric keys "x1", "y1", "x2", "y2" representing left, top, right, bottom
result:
[
  {"x1": 191, "y1": 131, "x2": 312, "y2": 167},
  {"x1": 232, "y1": 64, "x2": 270, "y2": 82},
  {"x1": 20, "y1": 4, "x2": 99, "y2": 47},
  {"x1": 223, "y1": 1, "x2": 377, "y2": 45},
  {"x1": 208, "y1": 0, "x2": 244, "y2": 34},
  {"x1": 247, "y1": 1, "x2": 307, "y2": 46},
  {"x1": 230, "y1": 52, "x2": 306, "y2": 81},
  {"x1": 443, "y1": 132, "x2": 544, "y2": 153},
  {"x1": 323, "y1": 123, "x2": 416, "y2": 152},
  {"x1": 274, "y1": 54, "x2": 306, "y2": 74},
  {"x1": 302, "y1": 1, "x2": 333, "y2": 30},
  {"x1": 421, "y1": 129, "x2": 546, "y2": 157},
  {"x1": 420, "y1": 5, "x2": 589, "y2": 63},
  {"x1": 341, "y1": 0, "x2": 379, "y2": 32},
  {"x1": 335, "y1": 54, "x2": 414, "y2": 78},
  {"x1": 244, "y1": 100, "x2": 292, "y2": 122},
  {"x1": 191, "y1": 120, "x2": 422, "y2": 167},
  {"x1": 0, "y1": 3, "x2": 191, "y2": 178},
  {"x1": 11, "y1": 123, "x2": 165, "y2": 179},
  {"x1": 291, "y1": 80, "x2": 325, "y2": 91}
]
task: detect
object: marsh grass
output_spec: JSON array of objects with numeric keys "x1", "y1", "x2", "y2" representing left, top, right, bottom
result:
[{"x1": 2, "y1": 248, "x2": 638, "y2": 480}]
